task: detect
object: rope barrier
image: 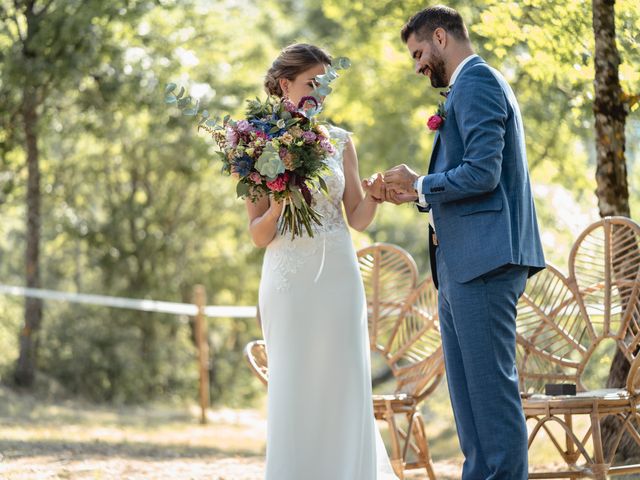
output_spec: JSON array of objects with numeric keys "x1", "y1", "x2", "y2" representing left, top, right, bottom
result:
[{"x1": 0, "y1": 284, "x2": 257, "y2": 318}]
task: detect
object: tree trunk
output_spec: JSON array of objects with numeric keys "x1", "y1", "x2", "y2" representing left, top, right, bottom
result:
[
  {"x1": 592, "y1": 0, "x2": 629, "y2": 219},
  {"x1": 592, "y1": 0, "x2": 636, "y2": 462},
  {"x1": 14, "y1": 86, "x2": 43, "y2": 387}
]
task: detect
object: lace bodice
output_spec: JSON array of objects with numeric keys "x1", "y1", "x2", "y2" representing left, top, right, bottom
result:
[{"x1": 265, "y1": 125, "x2": 352, "y2": 291}]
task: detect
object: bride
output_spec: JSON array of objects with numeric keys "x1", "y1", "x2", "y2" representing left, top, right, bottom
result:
[{"x1": 247, "y1": 43, "x2": 398, "y2": 480}]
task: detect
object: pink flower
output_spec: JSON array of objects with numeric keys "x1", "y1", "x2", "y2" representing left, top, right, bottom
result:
[
  {"x1": 254, "y1": 130, "x2": 267, "y2": 138},
  {"x1": 427, "y1": 114, "x2": 444, "y2": 131},
  {"x1": 266, "y1": 172, "x2": 290, "y2": 192},
  {"x1": 249, "y1": 171, "x2": 263, "y2": 184}
]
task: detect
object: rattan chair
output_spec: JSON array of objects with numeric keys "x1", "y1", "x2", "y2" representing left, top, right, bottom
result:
[{"x1": 517, "y1": 216, "x2": 640, "y2": 479}]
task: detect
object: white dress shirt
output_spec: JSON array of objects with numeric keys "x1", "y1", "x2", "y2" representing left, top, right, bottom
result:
[{"x1": 415, "y1": 54, "x2": 480, "y2": 230}]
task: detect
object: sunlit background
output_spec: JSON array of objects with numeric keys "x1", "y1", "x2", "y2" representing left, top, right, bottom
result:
[{"x1": 0, "y1": 0, "x2": 638, "y2": 478}]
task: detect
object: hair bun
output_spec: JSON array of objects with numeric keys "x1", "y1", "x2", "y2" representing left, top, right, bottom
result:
[{"x1": 264, "y1": 70, "x2": 283, "y2": 96}]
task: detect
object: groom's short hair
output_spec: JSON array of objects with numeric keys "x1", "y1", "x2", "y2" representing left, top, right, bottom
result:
[{"x1": 401, "y1": 5, "x2": 469, "y2": 43}]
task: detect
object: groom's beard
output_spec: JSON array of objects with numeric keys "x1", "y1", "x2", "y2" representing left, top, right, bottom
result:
[{"x1": 429, "y1": 54, "x2": 448, "y2": 89}]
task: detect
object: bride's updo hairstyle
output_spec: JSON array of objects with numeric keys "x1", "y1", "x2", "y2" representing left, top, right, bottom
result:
[{"x1": 264, "y1": 43, "x2": 332, "y2": 97}]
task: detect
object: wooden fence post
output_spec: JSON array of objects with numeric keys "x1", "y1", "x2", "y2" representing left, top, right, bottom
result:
[{"x1": 194, "y1": 284, "x2": 209, "y2": 424}]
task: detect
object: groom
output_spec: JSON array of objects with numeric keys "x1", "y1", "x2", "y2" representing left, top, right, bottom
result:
[{"x1": 383, "y1": 5, "x2": 545, "y2": 480}]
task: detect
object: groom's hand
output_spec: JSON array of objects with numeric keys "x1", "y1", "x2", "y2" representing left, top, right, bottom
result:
[{"x1": 384, "y1": 164, "x2": 419, "y2": 195}]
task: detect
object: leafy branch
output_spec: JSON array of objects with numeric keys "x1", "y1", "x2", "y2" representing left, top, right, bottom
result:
[
  {"x1": 163, "y1": 56, "x2": 351, "y2": 127},
  {"x1": 311, "y1": 56, "x2": 351, "y2": 97}
]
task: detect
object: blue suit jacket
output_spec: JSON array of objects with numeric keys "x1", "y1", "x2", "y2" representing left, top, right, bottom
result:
[{"x1": 418, "y1": 56, "x2": 545, "y2": 285}]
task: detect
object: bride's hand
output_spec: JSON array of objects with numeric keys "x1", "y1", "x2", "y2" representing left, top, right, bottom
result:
[
  {"x1": 386, "y1": 188, "x2": 418, "y2": 205},
  {"x1": 362, "y1": 173, "x2": 385, "y2": 203},
  {"x1": 267, "y1": 197, "x2": 285, "y2": 219}
]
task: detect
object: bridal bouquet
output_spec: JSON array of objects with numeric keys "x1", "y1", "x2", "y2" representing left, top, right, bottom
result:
[{"x1": 165, "y1": 58, "x2": 350, "y2": 239}]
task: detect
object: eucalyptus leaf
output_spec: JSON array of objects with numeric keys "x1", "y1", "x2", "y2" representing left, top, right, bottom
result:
[
  {"x1": 290, "y1": 188, "x2": 303, "y2": 209},
  {"x1": 164, "y1": 94, "x2": 177, "y2": 104},
  {"x1": 315, "y1": 86, "x2": 332, "y2": 96},
  {"x1": 176, "y1": 86, "x2": 185, "y2": 99},
  {"x1": 318, "y1": 176, "x2": 328, "y2": 193},
  {"x1": 322, "y1": 69, "x2": 339, "y2": 81},
  {"x1": 165, "y1": 82, "x2": 177, "y2": 93},
  {"x1": 335, "y1": 57, "x2": 351, "y2": 69},
  {"x1": 236, "y1": 181, "x2": 249, "y2": 198},
  {"x1": 205, "y1": 119, "x2": 218, "y2": 127}
]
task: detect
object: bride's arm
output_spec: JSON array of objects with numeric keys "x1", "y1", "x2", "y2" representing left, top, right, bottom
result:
[
  {"x1": 246, "y1": 194, "x2": 284, "y2": 248},
  {"x1": 342, "y1": 137, "x2": 379, "y2": 232}
]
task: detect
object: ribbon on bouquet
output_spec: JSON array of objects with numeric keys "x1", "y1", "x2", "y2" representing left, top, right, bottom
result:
[
  {"x1": 277, "y1": 196, "x2": 288, "y2": 224},
  {"x1": 314, "y1": 235, "x2": 326, "y2": 284}
]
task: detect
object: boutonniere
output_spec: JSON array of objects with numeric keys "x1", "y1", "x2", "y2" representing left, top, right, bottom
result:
[{"x1": 427, "y1": 101, "x2": 446, "y2": 131}]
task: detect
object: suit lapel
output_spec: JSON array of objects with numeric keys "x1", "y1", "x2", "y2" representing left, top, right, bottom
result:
[
  {"x1": 428, "y1": 131, "x2": 440, "y2": 174},
  {"x1": 426, "y1": 57, "x2": 485, "y2": 176}
]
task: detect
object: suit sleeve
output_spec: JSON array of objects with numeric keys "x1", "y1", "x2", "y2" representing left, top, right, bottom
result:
[{"x1": 420, "y1": 66, "x2": 508, "y2": 204}]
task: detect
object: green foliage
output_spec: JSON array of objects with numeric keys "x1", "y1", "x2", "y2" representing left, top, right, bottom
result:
[{"x1": 0, "y1": 0, "x2": 638, "y2": 406}]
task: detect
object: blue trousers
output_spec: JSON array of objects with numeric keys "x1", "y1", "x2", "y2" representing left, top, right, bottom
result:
[{"x1": 436, "y1": 246, "x2": 529, "y2": 480}]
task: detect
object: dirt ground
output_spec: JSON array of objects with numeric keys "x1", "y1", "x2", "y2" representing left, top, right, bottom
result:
[
  {"x1": 0, "y1": 385, "x2": 601, "y2": 480},
  {"x1": 0, "y1": 386, "x2": 464, "y2": 480}
]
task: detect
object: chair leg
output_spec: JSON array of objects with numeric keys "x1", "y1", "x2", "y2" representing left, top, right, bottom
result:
[
  {"x1": 411, "y1": 411, "x2": 437, "y2": 480},
  {"x1": 563, "y1": 414, "x2": 580, "y2": 467},
  {"x1": 590, "y1": 409, "x2": 610, "y2": 480},
  {"x1": 384, "y1": 400, "x2": 405, "y2": 479}
]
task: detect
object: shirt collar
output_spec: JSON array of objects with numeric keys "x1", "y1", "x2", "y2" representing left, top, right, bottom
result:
[{"x1": 449, "y1": 54, "x2": 479, "y2": 87}]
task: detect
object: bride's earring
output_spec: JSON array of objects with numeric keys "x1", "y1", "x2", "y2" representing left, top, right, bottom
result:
[{"x1": 279, "y1": 79, "x2": 289, "y2": 98}]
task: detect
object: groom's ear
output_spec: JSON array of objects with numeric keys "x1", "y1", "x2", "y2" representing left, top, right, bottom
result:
[{"x1": 433, "y1": 27, "x2": 447, "y2": 47}]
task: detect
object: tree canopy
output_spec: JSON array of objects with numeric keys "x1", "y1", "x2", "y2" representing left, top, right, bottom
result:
[{"x1": 0, "y1": 0, "x2": 638, "y2": 404}]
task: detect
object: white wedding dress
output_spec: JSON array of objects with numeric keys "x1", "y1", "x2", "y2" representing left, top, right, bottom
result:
[{"x1": 258, "y1": 126, "x2": 398, "y2": 480}]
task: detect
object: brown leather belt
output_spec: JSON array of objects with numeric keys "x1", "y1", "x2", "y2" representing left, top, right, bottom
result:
[{"x1": 432, "y1": 232, "x2": 439, "y2": 246}]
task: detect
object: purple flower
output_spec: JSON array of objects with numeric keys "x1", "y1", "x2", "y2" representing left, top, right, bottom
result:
[
  {"x1": 320, "y1": 139, "x2": 335, "y2": 154},
  {"x1": 226, "y1": 127, "x2": 239, "y2": 147},
  {"x1": 297, "y1": 96, "x2": 319, "y2": 110},
  {"x1": 236, "y1": 120, "x2": 252, "y2": 134},
  {"x1": 283, "y1": 99, "x2": 297, "y2": 113},
  {"x1": 302, "y1": 130, "x2": 317, "y2": 143}
]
